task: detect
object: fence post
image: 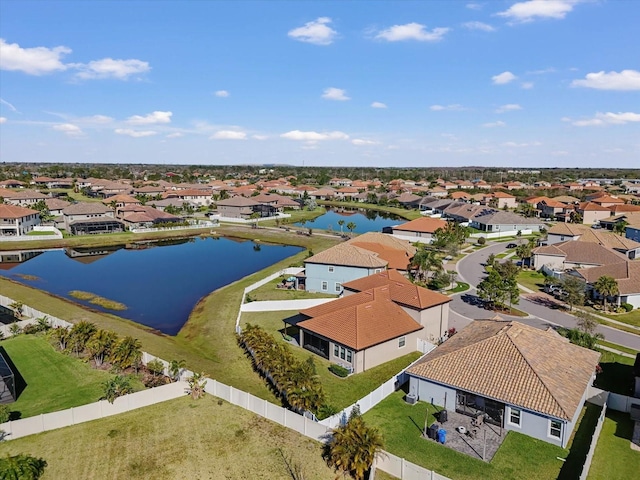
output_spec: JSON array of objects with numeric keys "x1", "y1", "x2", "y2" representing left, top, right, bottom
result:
[{"x1": 40, "y1": 414, "x2": 44, "y2": 433}]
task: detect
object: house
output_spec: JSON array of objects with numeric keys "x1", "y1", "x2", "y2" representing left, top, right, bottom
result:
[
  {"x1": 406, "y1": 319, "x2": 600, "y2": 448},
  {"x1": 1, "y1": 189, "x2": 49, "y2": 207},
  {"x1": 335, "y1": 187, "x2": 360, "y2": 201},
  {"x1": 44, "y1": 198, "x2": 72, "y2": 216},
  {"x1": 102, "y1": 194, "x2": 141, "y2": 214},
  {"x1": 119, "y1": 205, "x2": 181, "y2": 229},
  {"x1": 538, "y1": 199, "x2": 573, "y2": 221},
  {"x1": 470, "y1": 209, "x2": 544, "y2": 233},
  {"x1": 396, "y1": 192, "x2": 422, "y2": 209},
  {"x1": 485, "y1": 192, "x2": 517, "y2": 209},
  {"x1": 0, "y1": 180, "x2": 26, "y2": 189},
  {"x1": 329, "y1": 178, "x2": 353, "y2": 187},
  {"x1": 576, "y1": 202, "x2": 612, "y2": 225},
  {"x1": 348, "y1": 232, "x2": 417, "y2": 271},
  {"x1": 575, "y1": 261, "x2": 640, "y2": 309},
  {"x1": 391, "y1": 217, "x2": 448, "y2": 244},
  {"x1": 0, "y1": 204, "x2": 40, "y2": 236},
  {"x1": 287, "y1": 272, "x2": 449, "y2": 373},
  {"x1": 215, "y1": 196, "x2": 261, "y2": 219},
  {"x1": 62, "y1": 202, "x2": 123, "y2": 235},
  {"x1": 308, "y1": 188, "x2": 337, "y2": 201},
  {"x1": 546, "y1": 223, "x2": 640, "y2": 259},
  {"x1": 164, "y1": 189, "x2": 213, "y2": 207},
  {"x1": 532, "y1": 241, "x2": 627, "y2": 271},
  {"x1": 252, "y1": 193, "x2": 300, "y2": 211}
]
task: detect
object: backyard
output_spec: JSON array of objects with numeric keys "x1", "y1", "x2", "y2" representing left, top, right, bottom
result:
[
  {"x1": 0, "y1": 395, "x2": 335, "y2": 479},
  {"x1": 246, "y1": 276, "x2": 337, "y2": 302},
  {"x1": 240, "y1": 310, "x2": 422, "y2": 410},
  {"x1": 593, "y1": 350, "x2": 636, "y2": 396},
  {"x1": 588, "y1": 410, "x2": 639, "y2": 480},
  {"x1": 0, "y1": 335, "x2": 144, "y2": 418}
]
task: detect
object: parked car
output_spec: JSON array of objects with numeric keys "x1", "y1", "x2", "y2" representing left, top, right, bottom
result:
[{"x1": 506, "y1": 243, "x2": 518, "y2": 249}]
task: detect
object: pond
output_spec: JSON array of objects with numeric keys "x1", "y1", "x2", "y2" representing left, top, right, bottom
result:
[
  {"x1": 0, "y1": 237, "x2": 302, "y2": 335},
  {"x1": 294, "y1": 208, "x2": 403, "y2": 234}
]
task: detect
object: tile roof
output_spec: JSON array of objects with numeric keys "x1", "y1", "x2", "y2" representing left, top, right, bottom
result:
[
  {"x1": 216, "y1": 196, "x2": 260, "y2": 207},
  {"x1": 298, "y1": 286, "x2": 423, "y2": 350},
  {"x1": 547, "y1": 223, "x2": 590, "y2": 236},
  {"x1": 342, "y1": 269, "x2": 451, "y2": 310},
  {"x1": 392, "y1": 217, "x2": 448, "y2": 234},
  {"x1": 305, "y1": 243, "x2": 388, "y2": 268},
  {"x1": 44, "y1": 198, "x2": 72, "y2": 210},
  {"x1": 348, "y1": 242, "x2": 412, "y2": 270},
  {"x1": 533, "y1": 240, "x2": 628, "y2": 266},
  {"x1": 0, "y1": 204, "x2": 39, "y2": 218},
  {"x1": 472, "y1": 210, "x2": 544, "y2": 226},
  {"x1": 102, "y1": 194, "x2": 140, "y2": 204},
  {"x1": 346, "y1": 232, "x2": 416, "y2": 256},
  {"x1": 576, "y1": 261, "x2": 640, "y2": 295},
  {"x1": 63, "y1": 202, "x2": 111, "y2": 215},
  {"x1": 407, "y1": 320, "x2": 600, "y2": 420}
]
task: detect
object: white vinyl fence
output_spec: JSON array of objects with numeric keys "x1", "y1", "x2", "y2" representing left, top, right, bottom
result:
[
  {"x1": 129, "y1": 220, "x2": 218, "y2": 234},
  {"x1": 579, "y1": 400, "x2": 608, "y2": 480},
  {"x1": 470, "y1": 229, "x2": 533, "y2": 239}
]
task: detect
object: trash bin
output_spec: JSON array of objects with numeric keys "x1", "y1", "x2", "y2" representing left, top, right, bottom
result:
[
  {"x1": 439, "y1": 409, "x2": 448, "y2": 423},
  {"x1": 438, "y1": 428, "x2": 447, "y2": 444},
  {"x1": 428, "y1": 423, "x2": 439, "y2": 440}
]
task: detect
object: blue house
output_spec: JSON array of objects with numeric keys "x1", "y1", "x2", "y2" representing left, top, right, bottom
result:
[{"x1": 406, "y1": 319, "x2": 600, "y2": 448}]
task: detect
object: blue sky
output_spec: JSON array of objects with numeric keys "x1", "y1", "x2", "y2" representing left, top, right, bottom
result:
[{"x1": 1, "y1": 1, "x2": 638, "y2": 168}]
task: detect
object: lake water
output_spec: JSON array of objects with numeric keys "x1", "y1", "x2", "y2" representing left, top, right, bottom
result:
[
  {"x1": 0, "y1": 238, "x2": 302, "y2": 335},
  {"x1": 294, "y1": 208, "x2": 402, "y2": 234}
]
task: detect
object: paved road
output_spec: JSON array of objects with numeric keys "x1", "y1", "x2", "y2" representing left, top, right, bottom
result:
[{"x1": 451, "y1": 241, "x2": 640, "y2": 351}]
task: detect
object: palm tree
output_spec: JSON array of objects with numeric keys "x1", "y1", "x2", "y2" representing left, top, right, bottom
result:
[
  {"x1": 69, "y1": 321, "x2": 97, "y2": 356},
  {"x1": 110, "y1": 336, "x2": 142, "y2": 371},
  {"x1": 8, "y1": 301, "x2": 23, "y2": 319},
  {"x1": 409, "y1": 247, "x2": 441, "y2": 283},
  {"x1": 323, "y1": 407, "x2": 384, "y2": 480},
  {"x1": 87, "y1": 329, "x2": 118, "y2": 367},
  {"x1": 102, "y1": 375, "x2": 133, "y2": 403},
  {"x1": 186, "y1": 372, "x2": 207, "y2": 399},
  {"x1": 49, "y1": 326, "x2": 70, "y2": 351},
  {"x1": 613, "y1": 220, "x2": 628, "y2": 236},
  {"x1": 169, "y1": 359, "x2": 186, "y2": 382},
  {"x1": 0, "y1": 454, "x2": 48, "y2": 480},
  {"x1": 593, "y1": 275, "x2": 619, "y2": 312},
  {"x1": 337, "y1": 219, "x2": 345, "y2": 234},
  {"x1": 346, "y1": 222, "x2": 356, "y2": 236}
]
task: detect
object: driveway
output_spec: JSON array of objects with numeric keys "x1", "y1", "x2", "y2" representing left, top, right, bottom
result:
[{"x1": 451, "y1": 241, "x2": 640, "y2": 351}]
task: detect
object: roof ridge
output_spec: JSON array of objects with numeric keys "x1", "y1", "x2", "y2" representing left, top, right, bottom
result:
[{"x1": 505, "y1": 327, "x2": 570, "y2": 419}]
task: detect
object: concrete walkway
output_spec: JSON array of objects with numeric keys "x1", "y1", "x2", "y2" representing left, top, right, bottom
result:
[{"x1": 240, "y1": 298, "x2": 334, "y2": 312}]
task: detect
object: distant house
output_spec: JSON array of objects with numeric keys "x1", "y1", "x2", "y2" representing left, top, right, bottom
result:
[
  {"x1": 391, "y1": 217, "x2": 448, "y2": 244},
  {"x1": 396, "y1": 192, "x2": 422, "y2": 209},
  {"x1": 0, "y1": 204, "x2": 40, "y2": 236},
  {"x1": 119, "y1": 205, "x2": 182, "y2": 229},
  {"x1": 215, "y1": 196, "x2": 261, "y2": 219},
  {"x1": 0, "y1": 180, "x2": 26, "y2": 189},
  {"x1": 485, "y1": 192, "x2": 517, "y2": 209},
  {"x1": 576, "y1": 202, "x2": 611, "y2": 225},
  {"x1": 407, "y1": 319, "x2": 600, "y2": 448},
  {"x1": 164, "y1": 189, "x2": 213, "y2": 207},
  {"x1": 287, "y1": 271, "x2": 449, "y2": 373},
  {"x1": 62, "y1": 202, "x2": 123, "y2": 235},
  {"x1": 532, "y1": 241, "x2": 627, "y2": 271},
  {"x1": 470, "y1": 209, "x2": 544, "y2": 233},
  {"x1": 44, "y1": 198, "x2": 72, "y2": 216},
  {"x1": 252, "y1": 193, "x2": 301, "y2": 211},
  {"x1": 1, "y1": 189, "x2": 49, "y2": 207}
]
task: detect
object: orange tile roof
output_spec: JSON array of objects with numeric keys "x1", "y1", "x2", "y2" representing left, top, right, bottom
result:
[
  {"x1": 0, "y1": 204, "x2": 39, "y2": 218},
  {"x1": 392, "y1": 217, "x2": 448, "y2": 234},
  {"x1": 342, "y1": 270, "x2": 451, "y2": 310},
  {"x1": 407, "y1": 320, "x2": 600, "y2": 420},
  {"x1": 305, "y1": 243, "x2": 388, "y2": 268},
  {"x1": 298, "y1": 286, "x2": 423, "y2": 350},
  {"x1": 349, "y1": 242, "x2": 412, "y2": 270}
]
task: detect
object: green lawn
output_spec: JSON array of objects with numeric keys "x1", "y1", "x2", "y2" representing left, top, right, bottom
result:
[
  {"x1": 596, "y1": 307, "x2": 640, "y2": 328},
  {"x1": 246, "y1": 277, "x2": 337, "y2": 302},
  {"x1": 446, "y1": 282, "x2": 470, "y2": 294},
  {"x1": 516, "y1": 270, "x2": 546, "y2": 292},
  {"x1": 317, "y1": 200, "x2": 422, "y2": 220},
  {"x1": 26, "y1": 231, "x2": 56, "y2": 236},
  {"x1": 1, "y1": 334, "x2": 144, "y2": 418},
  {"x1": 593, "y1": 350, "x2": 635, "y2": 396},
  {"x1": 588, "y1": 410, "x2": 640, "y2": 480},
  {"x1": 597, "y1": 340, "x2": 638, "y2": 356},
  {"x1": 0, "y1": 396, "x2": 335, "y2": 480},
  {"x1": 363, "y1": 391, "x2": 569, "y2": 480},
  {"x1": 240, "y1": 310, "x2": 421, "y2": 410}
]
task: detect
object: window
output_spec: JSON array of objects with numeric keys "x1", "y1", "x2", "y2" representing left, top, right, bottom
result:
[
  {"x1": 334, "y1": 344, "x2": 339, "y2": 357},
  {"x1": 340, "y1": 346, "x2": 345, "y2": 360},
  {"x1": 328, "y1": 266, "x2": 334, "y2": 273},
  {"x1": 398, "y1": 336, "x2": 406, "y2": 348},
  {"x1": 346, "y1": 350, "x2": 352, "y2": 363},
  {"x1": 549, "y1": 420, "x2": 562, "y2": 439},
  {"x1": 509, "y1": 408, "x2": 521, "y2": 426},
  {"x1": 321, "y1": 281, "x2": 328, "y2": 291},
  {"x1": 374, "y1": 268, "x2": 382, "y2": 273},
  {"x1": 335, "y1": 282, "x2": 342, "y2": 293}
]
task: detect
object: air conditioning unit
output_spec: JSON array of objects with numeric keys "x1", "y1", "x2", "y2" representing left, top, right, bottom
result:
[{"x1": 405, "y1": 393, "x2": 417, "y2": 405}]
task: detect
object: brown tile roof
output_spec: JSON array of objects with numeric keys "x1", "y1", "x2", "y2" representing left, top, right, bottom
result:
[
  {"x1": 305, "y1": 243, "x2": 388, "y2": 268},
  {"x1": 547, "y1": 223, "x2": 590, "y2": 237},
  {"x1": 534, "y1": 241, "x2": 627, "y2": 266},
  {"x1": 578, "y1": 201, "x2": 611, "y2": 212},
  {"x1": 216, "y1": 196, "x2": 260, "y2": 207},
  {"x1": 576, "y1": 261, "x2": 640, "y2": 295},
  {"x1": 63, "y1": 202, "x2": 111, "y2": 215},
  {"x1": 349, "y1": 242, "x2": 412, "y2": 270},
  {"x1": 342, "y1": 270, "x2": 451, "y2": 310},
  {"x1": 298, "y1": 286, "x2": 423, "y2": 350},
  {"x1": 346, "y1": 232, "x2": 416, "y2": 256},
  {"x1": 44, "y1": 198, "x2": 72, "y2": 210},
  {"x1": 0, "y1": 204, "x2": 39, "y2": 218},
  {"x1": 102, "y1": 194, "x2": 140, "y2": 204},
  {"x1": 392, "y1": 217, "x2": 448, "y2": 234},
  {"x1": 407, "y1": 320, "x2": 600, "y2": 420}
]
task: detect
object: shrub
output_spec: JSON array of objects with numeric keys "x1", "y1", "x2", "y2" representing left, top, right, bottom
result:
[
  {"x1": 8, "y1": 323, "x2": 22, "y2": 337},
  {"x1": 477, "y1": 237, "x2": 486, "y2": 245},
  {"x1": 621, "y1": 302, "x2": 633, "y2": 312},
  {"x1": 22, "y1": 324, "x2": 41, "y2": 335},
  {"x1": 0, "y1": 404, "x2": 10, "y2": 423},
  {"x1": 329, "y1": 364, "x2": 349, "y2": 378}
]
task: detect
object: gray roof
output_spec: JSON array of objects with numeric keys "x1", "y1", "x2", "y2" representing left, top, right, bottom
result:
[
  {"x1": 63, "y1": 202, "x2": 111, "y2": 215},
  {"x1": 472, "y1": 209, "x2": 544, "y2": 226}
]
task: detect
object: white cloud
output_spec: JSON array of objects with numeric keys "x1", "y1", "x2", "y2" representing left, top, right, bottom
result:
[
  {"x1": 462, "y1": 21, "x2": 496, "y2": 32},
  {"x1": 0, "y1": 117, "x2": 7, "y2": 124},
  {"x1": 52, "y1": 123, "x2": 83, "y2": 137},
  {"x1": 115, "y1": 128, "x2": 157, "y2": 137},
  {"x1": 495, "y1": 103, "x2": 522, "y2": 113},
  {"x1": 430, "y1": 104, "x2": 465, "y2": 111},
  {"x1": 0, "y1": 98, "x2": 18, "y2": 112},
  {"x1": 80, "y1": 114, "x2": 113, "y2": 124},
  {"x1": 322, "y1": 87, "x2": 350, "y2": 101},
  {"x1": 371, "y1": 102, "x2": 387, "y2": 109},
  {"x1": 483, "y1": 121, "x2": 506, "y2": 127},
  {"x1": 252, "y1": 134, "x2": 269, "y2": 140},
  {"x1": 352, "y1": 139, "x2": 379, "y2": 146},
  {"x1": 215, "y1": 90, "x2": 230, "y2": 97},
  {"x1": 501, "y1": 141, "x2": 541, "y2": 147},
  {"x1": 126, "y1": 111, "x2": 172, "y2": 125},
  {"x1": 527, "y1": 67, "x2": 556, "y2": 75},
  {"x1": 492, "y1": 71, "x2": 517, "y2": 84},
  {"x1": 375, "y1": 23, "x2": 450, "y2": 42},
  {"x1": 571, "y1": 70, "x2": 640, "y2": 91},
  {"x1": 211, "y1": 130, "x2": 247, "y2": 140},
  {"x1": 288, "y1": 17, "x2": 337, "y2": 46},
  {"x1": 466, "y1": 3, "x2": 483, "y2": 10},
  {"x1": 572, "y1": 112, "x2": 640, "y2": 127},
  {"x1": 74, "y1": 58, "x2": 150, "y2": 80},
  {"x1": 497, "y1": 0, "x2": 577, "y2": 23},
  {"x1": 521, "y1": 81, "x2": 534, "y2": 89},
  {"x1": 280, "y1": 130, "x2": 349, "y2": 141},
  {"x1": 166, "y1": 132, "x2": 184, "y2": 138},
  {"x1": 0, "y1": 38, "x2": 70, "y2": 75}
]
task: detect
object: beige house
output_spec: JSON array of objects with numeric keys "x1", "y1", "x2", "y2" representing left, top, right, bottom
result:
[
  {"x1": 532, "y1": 241, "x2": 627, "y2": 271},
  {"x1": 215, "y1": 196, "x2": 260, "y2": 218},
  {"x1": 391, "y1": 217, "x2": 448, "y2": 244},
  {"x1": 62, "y1": 202, "x2": 122, "y2": 235},
  {"x1": 576, "y1": 202, "x2": 612, "y2": 225}
]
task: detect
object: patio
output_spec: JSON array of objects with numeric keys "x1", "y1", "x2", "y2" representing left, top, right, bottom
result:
[{"x1": 425, "y1": 407, "x2": 507, "y2": 461}]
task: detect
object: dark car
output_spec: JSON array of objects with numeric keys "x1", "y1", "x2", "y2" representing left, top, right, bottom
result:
[{"x1": 507, "y1": 243, "x2": 517, "y2": 248}]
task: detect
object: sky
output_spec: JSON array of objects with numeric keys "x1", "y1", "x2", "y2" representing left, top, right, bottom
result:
[{"x1": 0, "y1": 0, "x2": 639, "y2": 168}]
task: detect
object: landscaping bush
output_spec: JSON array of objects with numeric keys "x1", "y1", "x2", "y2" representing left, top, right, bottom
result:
[
  {"x1": 621, "y1": 303, "x2": 633, "y2": 312},
  {"x1": 328, "y1": 364, "x2": 350, "y2": 378},
  {"x1": 477, "y1": 237, "x2": 486, "y2": 245}
]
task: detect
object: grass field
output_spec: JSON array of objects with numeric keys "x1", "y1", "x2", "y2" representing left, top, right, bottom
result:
[
  {"x1": 246, "y1": 277, "x2": 337, "y2": 302},
  {"x1": 588, "y1": 410, "x2": 639, "y2": 480},
  {"x1": 516, "y1": 270, "x2": 546, "y2": 292},
  {"x1": 596, "y1": 307, "x2": 640, "y2": 328},
  {"x1": 0, "y1": 396, "x2": 335, "y2": 480},
  {"x1": 363, "y1": 391, "x2": 571, "y2": 480},
  {"x1": 1, "y1": 335, "x2": 144, "y2": 418},
  {"x1": 240, "y1": 310, "x2": 421, "y2": 410}
]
